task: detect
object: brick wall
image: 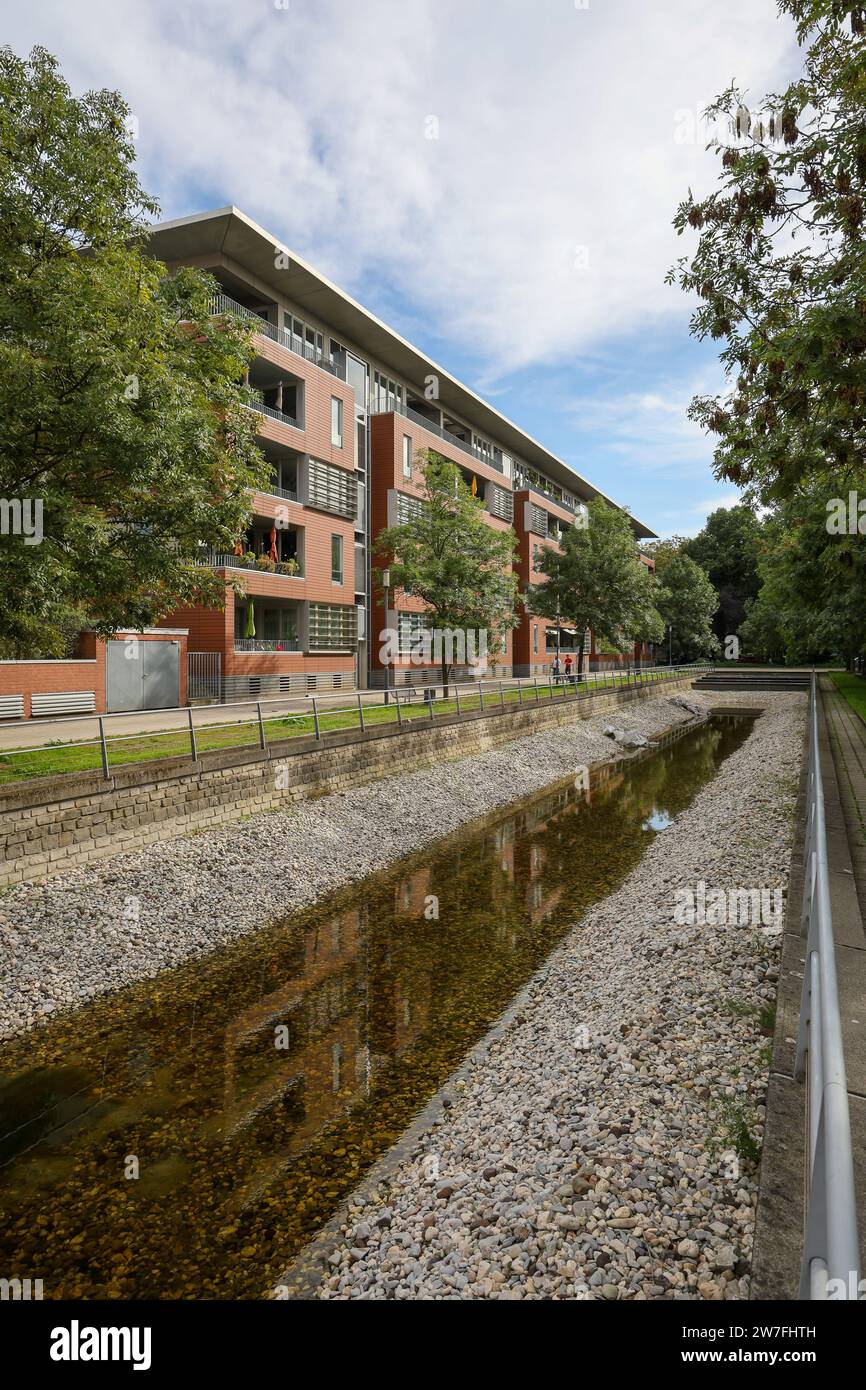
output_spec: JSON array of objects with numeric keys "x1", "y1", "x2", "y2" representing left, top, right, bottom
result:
[{"x1": 0, "y1": 676, "x2": 697, "y2": 886}]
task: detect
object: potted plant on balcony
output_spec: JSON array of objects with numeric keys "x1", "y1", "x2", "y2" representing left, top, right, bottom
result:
[
  {"x1": 277, "y1": 557, "x2": 299, "y2": 576},
  {"x1": 255, "y1": 554, "x2": 276, "y2": 572},
  {"x1": 242, "y1": 550, "x2": 256, "y2": 568}
]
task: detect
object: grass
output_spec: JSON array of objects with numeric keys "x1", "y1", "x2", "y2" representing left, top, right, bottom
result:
[
  {"x1": 829, "y1": 670, "x2": 866, "y2": 725},
  {"x1": 0, "y1": 667, "x2": 688, "y2": 786}
]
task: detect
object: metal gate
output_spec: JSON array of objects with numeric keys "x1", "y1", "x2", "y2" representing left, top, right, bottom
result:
[
  {"x1": 187, "y1": 651, "x2": 222, "y2": 703},
  {"x1": 106, "y1": 639, "x2": 180, "y2": 712}
]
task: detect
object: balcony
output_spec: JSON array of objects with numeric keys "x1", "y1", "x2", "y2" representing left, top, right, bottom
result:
[
  {"x1": 234, "y1": 638, "x2": 300, "y2": 653},
  {"x1": 246, "y1": 399, "x2": 302, "y2": 433},
  {"x1": 371, "y1": 399, "x2": 505, "y2": 473},
  {"x1": 204, "y1": 552, "x2": 304, "y2": 579},
  {"x1": 211, "y1": 293, "x2": 344, "y2": 379}
]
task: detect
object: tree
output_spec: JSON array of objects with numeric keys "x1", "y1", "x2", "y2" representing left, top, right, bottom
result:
[
  {"x1": 668, "y1": 2, "x2": 866, "y2": 503},
  {"x1": 655, "y1": 553, "x2": 720, "y2": 662},
  {"x1": 0, "y1": 46, "x2": 268, "y2": 655},
  {"x1": 740, "y1": 478, "x2": 866, "y2": 666},
  {"x1": 684, "y1": 505, "x2": 763, "y2": 646},
  {"x1": 640, "y1": 535, "x2": 691, "y2": 576},
  {"x1": 526, "y1": 497, "x2": 664, "y2": 677},
  {"x1": 374, "y1": 451, "x2": 519, "y2": 691}
]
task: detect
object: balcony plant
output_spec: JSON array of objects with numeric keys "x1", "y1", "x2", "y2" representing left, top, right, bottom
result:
[
  {"x1": 277, "y1": 558, "x2": 299, "y2": 576},
  {"x1": 255, "y1": 554, "x2": 276, "y2": 572}
]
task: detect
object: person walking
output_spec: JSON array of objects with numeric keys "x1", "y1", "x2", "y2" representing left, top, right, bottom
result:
[
  {"x1": 552, "y1": 654, "x2": 561, "y2": 683},
  {"x1": 564, "y1": 654, "x2": 573, "y2": 682}
]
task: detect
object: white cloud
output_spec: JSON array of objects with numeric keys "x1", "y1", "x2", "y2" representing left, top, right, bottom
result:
[{"x1": 4, "y1": 0, "x2": 799, "y2": 378}]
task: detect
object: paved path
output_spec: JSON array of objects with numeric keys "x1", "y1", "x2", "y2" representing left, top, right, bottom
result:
[{"x1": 752, "y1": 676, "x2": 866, "y2": 1297}]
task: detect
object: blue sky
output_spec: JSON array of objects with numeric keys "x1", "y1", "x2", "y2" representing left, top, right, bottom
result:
[{"x1": 8, "y1": 0, "x2": 803, "y2": 537}]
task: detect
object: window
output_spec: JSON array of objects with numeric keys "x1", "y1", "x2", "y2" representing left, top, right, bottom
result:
[
  {"x1": 373, "y1": 370, "x2": 404, "y2": 413},
  {"x1": 331, "y1": 396, "x2": 344, "y2": 448},
  {"x1": 403, "y1": 435, "x2": 413, "y2": 479},
  {"x1": 398, "y1": 612, "x2": 430, "y2": 655},
  {"x1": 533, "y1": 624, "x2": 539, "y2": 656},
  {"x1": 331, "y1": 534, "x2": 344, "y2": 584}
]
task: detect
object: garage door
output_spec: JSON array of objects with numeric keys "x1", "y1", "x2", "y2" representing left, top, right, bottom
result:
[{"x1": 106, "y1": 640, "x2": 180, "y2": 712}]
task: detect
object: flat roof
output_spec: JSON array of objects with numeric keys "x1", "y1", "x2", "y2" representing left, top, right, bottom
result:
[{"x1": 147, "y1": 206, "x2": 656, "y2": 540}]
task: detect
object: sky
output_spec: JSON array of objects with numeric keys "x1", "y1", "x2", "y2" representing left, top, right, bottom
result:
[{"x1": 6, "y1": 0, "x2": 803, "y2": 537}]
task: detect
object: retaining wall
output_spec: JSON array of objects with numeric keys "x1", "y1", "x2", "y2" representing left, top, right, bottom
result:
[{"x1": 0, "y1": 676, "x2": 697, "y2": 887}]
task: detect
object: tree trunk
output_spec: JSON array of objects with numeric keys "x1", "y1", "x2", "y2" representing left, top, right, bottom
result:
[{"x1": 577, "y1": 636, "x2": 586, "y2": 680}]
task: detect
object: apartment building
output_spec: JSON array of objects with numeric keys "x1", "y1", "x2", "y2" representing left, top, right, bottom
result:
[{"x1": 144, "y1": 206, "x2": 656, "y2": 700}]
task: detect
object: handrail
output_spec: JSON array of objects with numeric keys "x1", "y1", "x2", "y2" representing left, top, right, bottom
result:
[
  {"x1": 210, "y1": 294, "x2": 344, "y2": 378},
  {"x1": 794, "y1": 671, "x2": 860, "y2": 1299},
  {"x1": 0, "y1": 665, "x2": 695, "y2": 779}
]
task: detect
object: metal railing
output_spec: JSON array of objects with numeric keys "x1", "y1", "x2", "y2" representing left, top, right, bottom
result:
[
  {"x1": 210, "y1": 294, "x2": 344, "y2": 378},
  {"x1": 244, "y1": 399, "x2": 302, "y2": 432},
  {"x1": 0, "y1": 665, "x2": 696, "y2": 784},
  {"x1": 794, "y1": 672, "x2": 860, "y2": 1299},
  {"x1": 370, "y1": 399, "x2": 505, "y2": 473},
  {"x1": 195, "y1": 552, "x2": 303, "y2": 578}
]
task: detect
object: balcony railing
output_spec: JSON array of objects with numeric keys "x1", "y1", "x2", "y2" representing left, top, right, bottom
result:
[
  {"x1": 515, "y1": 475, "x2": 581, "y2": 516},
  {"x1": 211, "y1": 293, "x2": 344, "y2": 378},
  {"x1": 244, "y1": 399, "x2": 302, "y2": 433},
  {"x1": 201, "y1": 552, "x2": 304, "y2": 579},
  {"x1": 370, "y1": 399, "x2": 505, "y2": 474},
  {"x1": 234, "y1": 638, "x2": 300, "y2": 653},
  {"x1": 261, "y1": 483, "x2": 298, "y2": 503}
]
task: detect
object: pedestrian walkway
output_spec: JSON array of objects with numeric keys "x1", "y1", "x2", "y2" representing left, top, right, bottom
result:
[{"x1": 753, "y1": 676, "x2": 866, "y2": 1297}]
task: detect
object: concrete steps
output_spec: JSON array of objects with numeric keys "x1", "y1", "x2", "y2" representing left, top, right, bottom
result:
[{"x1": 692, "y1": 670, "x2": 811, "y2": 692}]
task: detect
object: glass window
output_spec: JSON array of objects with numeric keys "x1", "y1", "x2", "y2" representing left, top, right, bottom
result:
[
  {"x1": 403, "y1": 435, "x2": 413, "y2": 478},
  {"x1": 331, "y1": 534, "x2": 344, "y2": 584},
  {"x1": 331, "y1": 396, "x2": 344, "y2": 448}
]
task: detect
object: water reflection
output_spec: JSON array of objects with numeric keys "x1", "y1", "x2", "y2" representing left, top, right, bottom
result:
[{"x1": 0, "y1": 714, "x2": 754, "y2": 1299}]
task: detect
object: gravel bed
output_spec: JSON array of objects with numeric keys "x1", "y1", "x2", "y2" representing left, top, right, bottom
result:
[
  {"x1": 311, "y1": 692, "x2": 804, "y2": 1301},
  {"x1": 0, "y1": 691, "x2": 721, "y2": 1041}
]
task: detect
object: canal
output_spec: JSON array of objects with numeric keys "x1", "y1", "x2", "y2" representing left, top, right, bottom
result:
[{"x1": 0, "y1": 712, "x2": 754, "y2": 1298}]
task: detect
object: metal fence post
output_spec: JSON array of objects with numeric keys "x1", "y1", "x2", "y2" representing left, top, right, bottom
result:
[
  {"x1": 395, "y1": 689, "x2": 403, "y2": 728},
  {"x1": 478, "y1": 681, "x2": 485, "y2": 712},
  {"x1": 311, "y1": 696, "x2": 321, "y2": 741},
  {"x1": 98, "y1": 717, "x2": 110, "y2": 780},
  {"x1": 188, "y1": 707, "x2": 198, "y2": 763},
  {"x1": 455, "y1": 682, "x2": 461, "y2": 717},
  {"x1": 517, "y1": 679, "x2": 523, "y2": 704},
  {"x1": 429, "y1": 687, "x2": 435, "y2": 720},
  {"x1": 534, "y1": 679, "x2": 540, "y2": 704},
  {"x1": 256, "y1": 701, "x2": 267, "y2": 751},
  {"x1": 357, "y1": 692, "x2": 365, "y2": 733},
  {"x1": 499, "y1": 681, "x2": 505, "y2": 711}
]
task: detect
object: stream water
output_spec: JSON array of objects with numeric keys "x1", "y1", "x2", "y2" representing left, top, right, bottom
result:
[{"x1": 0, "y1": 712, "x2": 754, "y2": 1299}]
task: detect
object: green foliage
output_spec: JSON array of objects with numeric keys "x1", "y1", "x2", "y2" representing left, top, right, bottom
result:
[
  {"x1": 374, "y1": 451, "x2": 519, "y2": 681},
  {"x1": 0, "y1": 46, "x2": 268, "y2": 655},
  {"x1": 526, "y1": 497, "x2": 664, "y2": 673},
  {"x1": 711, "y1": 1095, "x2": 763, "y2": 1166},
  {"x1": 684, "y1": 505, "x2": 763, "y2": 644},
  {"x1": 740, "y1": 477, "x2": 866, "y2": 664},
  {"x1": 655, "y1": 552, "x2": 720, "y2": 661},
  {"x1": 668, "y1": 1, "x2": 866, "y2": 503}
]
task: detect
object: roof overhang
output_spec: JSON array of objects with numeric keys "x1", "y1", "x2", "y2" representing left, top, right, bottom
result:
[{"x1": 147, "y1": 207, "x2": 656, "y2": 540}]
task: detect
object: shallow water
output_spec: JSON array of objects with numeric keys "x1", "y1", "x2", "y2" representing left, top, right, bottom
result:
[{"x1": 0, "y1": 713, "x2": 754, "y2": 1299}]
